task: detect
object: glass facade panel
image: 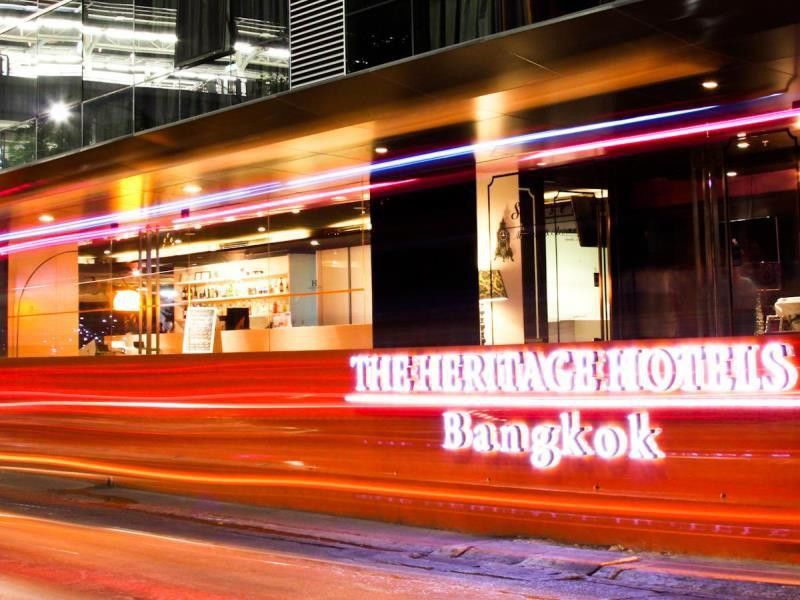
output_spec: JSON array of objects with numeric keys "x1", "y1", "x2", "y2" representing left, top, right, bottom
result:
[
  {"x1": 82, "y1": 0, "x2": 135, "y2": 102},
  {"x1": 346, "y1": 0, "x2": 412, "y2": 73},
  {"x1": 83, "y1": 86, "x2": 133, "y2": 145},
  {"x1": 0, "y1": 118, "x2": 36, "y2": 168},
  {"x1": 3, "y1": 186, "x2": 372, "y2": 358},
  {"x1": 0, "y1": 1, "x2": 609, "y2": 169},
  {"x1": 0, "y1": 0, "x2": 288, "y2": 169}
]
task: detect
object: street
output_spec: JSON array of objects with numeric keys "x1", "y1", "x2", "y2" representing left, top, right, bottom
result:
[{"x1": 0, "y1": 473, "x2": 798, "y2": 599}]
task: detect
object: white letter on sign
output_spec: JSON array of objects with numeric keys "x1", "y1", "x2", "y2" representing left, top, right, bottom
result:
[
  {"x1": 560, "y1": 411, "x2": 593, "y2": 457},
  {"x1": 627, "y1": 413, "x2": 665, "y2": 460},
  {"x1": 442, "y1": 411, "x2": 472, "y2": 450},
  {"x1": 530, "y1": 424, "x2": 562, "y2": 469}
]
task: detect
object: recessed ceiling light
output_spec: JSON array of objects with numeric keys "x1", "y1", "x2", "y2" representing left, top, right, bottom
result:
[
  {"x1": 737, "y1": 140, "x2": 750, "y2": 149},
  {"x1": 193, "y1": 224, "x2": 202, "y2": 230},
  {"x1": 38, "y1": 214, "x2": 55, "y2": 223},
  {"x1": 183, "y1": 184, "x2": 202, "y2": 194},
  {"x1": 257, "y1": 226, "x2": 266, "y2": 232},
  {"x1": 310, "y1": 240, "x2": 320, "y2": 246},
  {"x1": 737, "y1": 132, "x2": 747, "y2": 139},
  {"x1": 726, "y1": 171, "x2": 738, "y2": 177},
  {"x1": 701, "y1": 79, "x2": 719, "y2": 90},
  {"x1": 332, "y1": 196, "x2": 347, "y2": 202},
  {"x1": 374, "y1": 146, "x2": 389, "y2": 155},
  {"x1": 290, "y1": 208, "x2": 301, "y2": 214},
  {"x1": 103, "y1": 249, "x2": 111, "y2": 255}
]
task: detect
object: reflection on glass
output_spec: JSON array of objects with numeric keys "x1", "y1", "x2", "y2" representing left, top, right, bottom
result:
[
  {"x1": 133, "y1": 0, "x2": 177, "y2": 82},
  {"x1": 82, "y1": 0, "x2": 134, "y2": 101},
  {"x1": 83, "y1": 87, "x2": 133, "y2": 145},
  {"x1": 37, "y1": 104, "x2": 81, "y2": 157},
  {"x1": 36, "y1": 1, "x2": 83, "y2": 111},
  {"x1": 346, "y1": 0, "x2": 412, "y2": 73},
  {"x1": 1, "y1": 118, "x2": 36, "y2": 168},
  {"x1": 69, "y1": 198, "x2": 372, "y2": 356}
]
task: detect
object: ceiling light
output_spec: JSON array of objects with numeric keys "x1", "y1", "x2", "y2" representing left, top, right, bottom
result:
[
  {"x1": 193, "y1": 225, "x2": 202, "y2": 230},
  {"x1": 103, "y1": 249, "x2": 111, "y2": 255},
  {"x1": 374, "y1": 146, "x2": 389, "y2": 155},
  {"x1": 224, "y1": 216, "x2": 235, "y2": 222},
  {"x1": 737, "y1": 132, "x2": 747, "y2": 139},
  {"x1": 310, "y1": 240, "x2": 320, "y2": 246},
  {"x1": 38, "y1": 214, "x2": 55, "y2": 223},
  {"x1": 182, "y1": 183, "x2": 202, "y2": 194},
  {"x1": 131, "y1": 268, "x2": 141, "y2": 277},
  {"x1": 726, "y1": 171, "x2": 738, "y2": 177},
  {"x1": 112, "y1": 290, "x2": 140, "y2": 312},
  {"x1": 48, "y1": 101, "x2": 71, "y2": 124},
  {"x1": 737, "y1": 140, "x2": 750, "y2": 149},
  {"x1": 331, "y1": 196, "x2": 347, "y2": 202},
  {"x1": 291, "y1": 208, "x2": 301, "y2": 214},
  {"x1": 257, "y1": 226, "x2": 266, "y2": 232},
  {"x1": 174, "y1": 238, "x2": 182, "y2": 244},
  {"x1": 701, "y1": 80, "x2": 719, "y2": 90}
]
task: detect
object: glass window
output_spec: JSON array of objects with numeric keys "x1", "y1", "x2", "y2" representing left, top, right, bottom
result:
[
  {"x1": 82, "y1": 0, "x2": 135, "y2": 102},
  {"x1": 1, "y1": 119, "x2": 37, "y2": 169},
  {"x1": 346, "y1": 0, "x2": 412, "y2": 73},
  {"x1": 83, "y1": 87, "x2": 133, "y2": 146},
  {"x1": 36, "y1": 103, "x2": 81, "y2": 158},
  {"x1": 134, "y1": 73, "x2": 179, "y2": 131},
  {"x1": 5, "y1": 185, "x2": 372, "y2": 357},
  {"x1": 133, "y1": 0, "x2": 178, "y2": 82}
]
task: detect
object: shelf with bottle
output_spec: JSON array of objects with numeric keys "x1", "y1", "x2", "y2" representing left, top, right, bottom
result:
[
  {"x1": 178, "y1": 278, "x2": 291, "y2": 303},
  {"x1": 186, "y1": 292, "x2": 291, "y2": 304},
  {"x1": 176, "y1": 272, "x2": 289, "y2": 288}
]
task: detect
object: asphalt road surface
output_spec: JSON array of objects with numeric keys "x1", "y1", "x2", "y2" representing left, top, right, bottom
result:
[{"x1": 0, "y1": 473, "x2": 798, "y2": 599}]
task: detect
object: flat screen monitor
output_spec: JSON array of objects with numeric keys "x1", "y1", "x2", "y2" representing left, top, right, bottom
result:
[{"x1": 225, "y1": 307, "x2": 250, "y2": 330}]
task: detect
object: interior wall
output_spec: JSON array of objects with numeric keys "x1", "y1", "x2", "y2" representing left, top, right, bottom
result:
[
  {"x1": 7, "y1": 244, "x2": 79, "y2": 357},
  {"x1": 476, "y1": 171, "x2": 525, "y2": 345}
]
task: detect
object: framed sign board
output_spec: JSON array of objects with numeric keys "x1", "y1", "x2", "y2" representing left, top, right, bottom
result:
[{"x1": 183, "y1": 306, "x2": 218, "y2": 354}]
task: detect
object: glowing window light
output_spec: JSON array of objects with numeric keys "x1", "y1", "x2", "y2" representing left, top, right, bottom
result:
[{"x1": 112, "y1": 290, "x2": 140, "y2": 312}]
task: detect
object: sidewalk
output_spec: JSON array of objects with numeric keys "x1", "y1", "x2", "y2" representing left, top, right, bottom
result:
[{"x1": 0, "y1": 472, "x2": 798, "y2": 599}]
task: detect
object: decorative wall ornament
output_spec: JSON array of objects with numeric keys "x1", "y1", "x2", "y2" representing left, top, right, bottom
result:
[{"x1": 494, "y1": 218, "x2": 514, "y2": 262}]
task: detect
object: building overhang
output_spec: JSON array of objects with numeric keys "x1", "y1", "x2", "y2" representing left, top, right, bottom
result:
[{"x1": 0, "y1": 0, "x2": 797, "y2": 220}]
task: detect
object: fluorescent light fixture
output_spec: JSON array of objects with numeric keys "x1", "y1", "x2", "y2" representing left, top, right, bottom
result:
[
  {"x1": 38, "y1": 214, "x2": 55, "y2": 223},
  {"x1": 726, "y1": 171, "x2": 738, "y2": 177},
  {"x1": 702, "y1": 80, "x2": 719, "y2": 90},
  {"x1": 374, "y1": 146, "x2": 389, "y2": 155}
]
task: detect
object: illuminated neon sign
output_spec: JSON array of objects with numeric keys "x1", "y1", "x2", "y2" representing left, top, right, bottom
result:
[
  {"x1": 347, "y1": 340, "x2": 799, "y2": 470},
  {"x1": 443, "y1": 410, "x2": 663, "y2": 469},
  {"x1": 348, "y1": 342, "x2": 797, "y2": 398}
]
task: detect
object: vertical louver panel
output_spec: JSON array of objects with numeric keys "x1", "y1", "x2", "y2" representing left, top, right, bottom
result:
[{"x1": 289, "y1": 0, "x2": 345, "y2": 88}]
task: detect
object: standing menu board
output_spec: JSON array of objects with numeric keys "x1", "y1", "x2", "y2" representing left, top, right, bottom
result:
[{"x1": 182, "y1": 307, "x2": 218, "y2": 354}]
